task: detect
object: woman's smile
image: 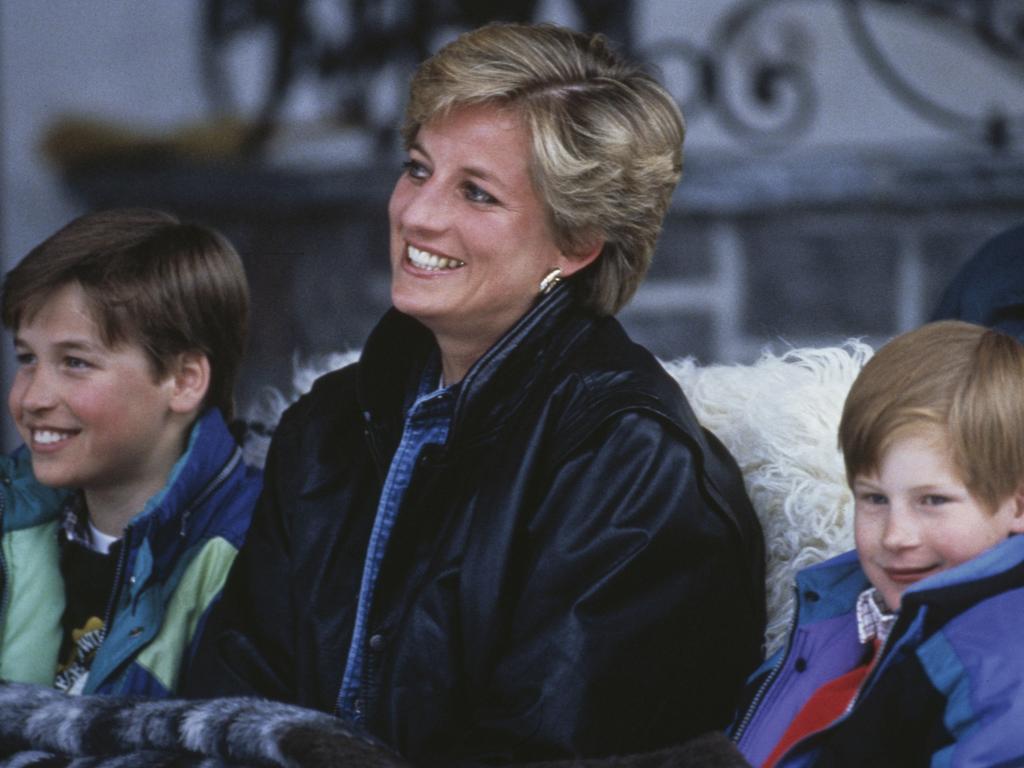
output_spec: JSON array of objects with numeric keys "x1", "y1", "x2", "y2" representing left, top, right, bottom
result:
[{"x1": 405, "y1": 243, "x2": 466, "y2": 272}]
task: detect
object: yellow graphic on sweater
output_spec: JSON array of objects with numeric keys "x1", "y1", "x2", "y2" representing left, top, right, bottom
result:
[{"x1": 55, "y1": 616, "x2": 106, "y2": 695}]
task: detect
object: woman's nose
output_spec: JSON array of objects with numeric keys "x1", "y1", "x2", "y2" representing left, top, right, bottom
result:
[{"x1": 395, "y1": 178, "x2": 452, "y2": 235}]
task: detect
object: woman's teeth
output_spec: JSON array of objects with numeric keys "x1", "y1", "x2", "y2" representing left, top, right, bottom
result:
[{"x1": 407, "y1": 245, "x2": 465, "y2": 271}]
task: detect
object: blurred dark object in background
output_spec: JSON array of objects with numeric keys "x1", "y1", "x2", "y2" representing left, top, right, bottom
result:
[{"x1": 931, "y1": 221, "x2": 1024, "y2": 343}]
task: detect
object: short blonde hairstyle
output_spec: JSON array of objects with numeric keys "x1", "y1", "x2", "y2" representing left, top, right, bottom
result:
[
  {"x1": 402, "y1": 22, "x2": 685, "y2": 315},
  {"x1": 839, "y1": 320, "x2": 1024, "y2": 509}
]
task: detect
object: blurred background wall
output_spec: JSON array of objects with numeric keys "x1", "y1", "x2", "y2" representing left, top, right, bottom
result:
[{"x1": 2, "y1": 0, "x2": 1023, "y2": 446}]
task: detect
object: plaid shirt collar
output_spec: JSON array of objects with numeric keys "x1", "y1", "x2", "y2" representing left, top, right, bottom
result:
[{"x1": 856, "y1": 587, "x2": 897, "y2": 646}]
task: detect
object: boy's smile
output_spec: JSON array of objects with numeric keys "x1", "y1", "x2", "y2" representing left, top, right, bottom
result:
[
  {"x1": 853, "y1": 429, "x2": 1024, "y2": 611},
  {"x1": 8, "y1": 283, "x2": 188, "y2": 534}
]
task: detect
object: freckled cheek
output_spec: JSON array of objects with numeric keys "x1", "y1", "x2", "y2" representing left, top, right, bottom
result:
[{"x1": 853, "y1": 516, "x2": 874, "y2": 551}]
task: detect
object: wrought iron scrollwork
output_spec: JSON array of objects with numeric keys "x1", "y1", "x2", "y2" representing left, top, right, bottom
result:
[
  {"x1": 839, "y1": 0, "x2": 1024, "y2": 148},
  {"x1": 641, "y1": 0, "x2": 819, "y2": 148},
  {"x1": 200, "y1": 0, "x2": 1024, "y2": 153}
]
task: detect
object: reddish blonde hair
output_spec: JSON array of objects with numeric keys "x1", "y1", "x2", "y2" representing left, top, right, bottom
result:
[{"x1": 839, "y1": 320, "x2": 1024, "y2": 509}]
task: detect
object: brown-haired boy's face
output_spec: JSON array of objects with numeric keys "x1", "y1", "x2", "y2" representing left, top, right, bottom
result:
[
  {"x1": 853, "y1": 430, "x2": 1024, "y2": 611},
  {"x1": 8, "y1": 283, "x2": 184, "y2": 519}
]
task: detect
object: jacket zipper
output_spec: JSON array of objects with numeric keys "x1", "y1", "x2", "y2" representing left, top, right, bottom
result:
[
  {"x1": 731, "y1": 588, "x2": 802, "y2": 745},
  {"x1": 100, "y1": 522, "x2": 132, "y2": 635},
  {"x1": 744, "y1": 604, "x2": 908, "y2": 764}
]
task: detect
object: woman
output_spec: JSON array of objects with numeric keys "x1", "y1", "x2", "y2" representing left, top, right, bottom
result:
[{"x1": 188, "y1": 22, "x2": 765, "y2": 764}]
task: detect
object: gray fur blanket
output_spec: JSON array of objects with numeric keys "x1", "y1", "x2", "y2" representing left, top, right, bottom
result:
[
  {"x1": 0, "y1": 682, "x2": 403, "y2": 767},
  {"x1": 0, "y1": 683, "x2": 749, "y2": 767}
]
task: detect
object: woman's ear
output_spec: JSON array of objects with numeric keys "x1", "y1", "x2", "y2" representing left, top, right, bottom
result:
[
  {"x1": 168, "y1": 351, "x2": 211, "y2": 415},
  {"x1": 558, "y1": 236, "x2": 604, "y2": 278}
]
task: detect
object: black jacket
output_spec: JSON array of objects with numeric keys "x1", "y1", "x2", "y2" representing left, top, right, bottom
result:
[{"x1": 187, "y1": 286, "x2": 765, "y2": 764}]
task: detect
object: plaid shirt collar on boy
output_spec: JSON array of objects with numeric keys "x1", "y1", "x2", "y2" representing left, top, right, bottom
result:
[{"x1": 856, "y1": 587, "x2": 897, "y2": 647}]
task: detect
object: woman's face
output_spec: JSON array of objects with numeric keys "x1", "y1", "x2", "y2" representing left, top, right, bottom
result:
[{"x1": 389, "y1": 103, "x2": 579, "y2": 357}]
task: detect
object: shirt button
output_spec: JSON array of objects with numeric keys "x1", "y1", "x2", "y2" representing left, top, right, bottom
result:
[
  {"x1": 795, "y1": 658, "x2": 808, "y2": 672},
  {"x1": 369, "y1": 634, "x2": 385, "y2": 651}
]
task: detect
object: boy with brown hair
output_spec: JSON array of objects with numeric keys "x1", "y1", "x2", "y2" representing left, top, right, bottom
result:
[
  {"x1": 0, "y1": 208, "x2": 261, "y2": 696},
  {"x1": 732, "y1": 320, "x2": 1024, "y2": 766}
]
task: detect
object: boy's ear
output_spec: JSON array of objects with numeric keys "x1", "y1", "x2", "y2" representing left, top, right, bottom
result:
[
  {"x1": 1009, "y1": 484, "x2": 1024, "y2": 535},
  {"x1": 167, "y1": 351, "x2": 211, "y2": 415}
]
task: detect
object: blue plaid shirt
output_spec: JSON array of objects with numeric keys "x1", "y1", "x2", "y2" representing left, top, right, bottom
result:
[{"x1": 336, "y1": 357, "x2": 456, "y2": 721}]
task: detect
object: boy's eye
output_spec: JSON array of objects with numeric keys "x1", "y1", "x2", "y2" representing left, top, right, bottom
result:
[
  {"x1": 14, "y1": 352, "x2": 35, "y2": 366},
  {"x1": 921, "y1": 494, "x2": 951, "y2": 506},
  {"x1": 64, "y1": 356, "x2": 92, "y2": 370},
  {"x1": 859, "y1": 492, "x2": 887, "y2": 506},
  {"x1": 463, "y1": 182, "x2": 498, "y2": 205},
  {"x1": 401, "y1": 158, "x2": 429, "y2": 181}
]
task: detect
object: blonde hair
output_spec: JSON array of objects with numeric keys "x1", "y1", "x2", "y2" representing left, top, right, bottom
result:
[
  {"x1": 402, "y1": 22, "x2": 685, "y2": 315},
  {"x1": 839, "y1": 320, "x2": 1024, "y2": 509}
]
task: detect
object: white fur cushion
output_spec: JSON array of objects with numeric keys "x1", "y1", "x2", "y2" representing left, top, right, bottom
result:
[
  {"x1": 244, "y1": 342, "x2": 871, "y2": 655},
  {"x1": 665, "y1": 342, "x2": 872, "y2": 652}
]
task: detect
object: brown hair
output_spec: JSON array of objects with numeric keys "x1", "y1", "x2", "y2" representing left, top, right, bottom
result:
[
  {"x1": 839, "y1": 320, "x2": 1024, "y2": 509},
  {"x1": 2, "y1": 208, "x2": 249, "y2": 419},
  {"x1": 402, "y1": 22, "x2": 685, "y2": 315}
]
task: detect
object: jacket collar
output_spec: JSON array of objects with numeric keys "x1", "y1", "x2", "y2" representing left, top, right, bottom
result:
[
  {"x1": 797, "y1": 535, "x2": 1024, "y2": 629},
  {"x1": 122, "y1": 408, "x2": 242, "y2": 571},
  {"x1": 357, "y1": 284, "x2": 579, "y2": 450}
]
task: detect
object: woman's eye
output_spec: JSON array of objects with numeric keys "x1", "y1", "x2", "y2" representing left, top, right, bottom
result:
[
  {"x1": 401, "y1": 159, "x2": 429, "y2": 180},
  {"x1": 464, "y1": 182, "x2": 498, "y2": 204}
]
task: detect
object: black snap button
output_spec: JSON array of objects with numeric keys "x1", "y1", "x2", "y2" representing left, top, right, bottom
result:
[
  {"x1": 129, "y1": 626, "x2": 144, "y2": 638},
  {"x1": 354, "y1": 698, "x2": 365, "y2": 715},
  {"x1": 369, "y1": 634, "x2": 385, "y2": 651},
  {"x1": 795, "y1": 658, "x2": 807, "y2": 672},
  {"x1": 804, "y1": 590, "x2": 820, "y2": 602}
]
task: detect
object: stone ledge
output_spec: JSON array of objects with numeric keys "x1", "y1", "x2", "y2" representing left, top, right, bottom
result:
[{"x1": 62, "y1": 145, "x2": 1024, "y2": 216}]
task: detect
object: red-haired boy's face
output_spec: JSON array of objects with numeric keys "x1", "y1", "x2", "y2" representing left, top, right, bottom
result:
[
  {"x1": 853, "y1": 430, "x2": 1024, "y2": 611},
  {"x1": 8, "y1": 283, "x2": 183, "y2": 531}
]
